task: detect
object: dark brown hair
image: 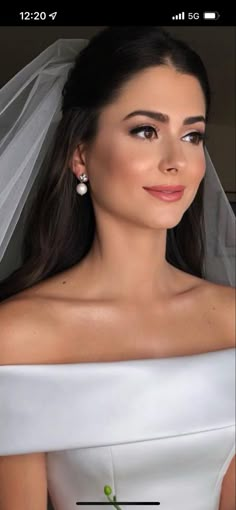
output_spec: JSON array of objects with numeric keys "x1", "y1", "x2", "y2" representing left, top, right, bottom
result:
[{"x1": 0, "y1": 26, "x2": 210, "y2": 302}]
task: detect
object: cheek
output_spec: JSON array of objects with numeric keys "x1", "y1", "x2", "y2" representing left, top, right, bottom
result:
[
  {"x1": 189, "y1": 150, "x2": 206, "y2": 183},
  {"x1": 87, "y1": 140, "x2": 150, "y2": 215},
  {"x1": 198, "y1": 154, "x2": 206, "y2": 179},
  {"x1": 183, "y1": 152, "x2": 206, "y2": 204},
  {"x1": 91, "y1": 138, "x2": 150, "y2": 185}
]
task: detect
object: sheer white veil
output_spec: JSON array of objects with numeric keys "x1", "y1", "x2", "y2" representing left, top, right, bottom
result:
[{"x1": 0, "y1": 39, "x2": 235, "y2": 287}]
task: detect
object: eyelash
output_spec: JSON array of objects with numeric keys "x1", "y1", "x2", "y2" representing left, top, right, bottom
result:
[{"x1": 129, "y1": 125, "x2": 206, "y2": 145}]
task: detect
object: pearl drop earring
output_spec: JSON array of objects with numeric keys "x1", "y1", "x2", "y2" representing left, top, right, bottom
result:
[{"x1": 76, "y1": 173, "x2": 88, "y2": 195}]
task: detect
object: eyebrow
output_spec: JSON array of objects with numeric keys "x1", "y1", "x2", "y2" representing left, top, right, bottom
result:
[{"x1": 123, "y1": 110, "x2": 206, "y2": 125}]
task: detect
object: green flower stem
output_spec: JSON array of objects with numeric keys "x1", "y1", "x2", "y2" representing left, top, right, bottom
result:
[
  {"x1": 107, "y1": 494, "x2": 123, "y2": 510},
  {"x1": 104, "y1": 485, "x2": 123, "y2": 510}
]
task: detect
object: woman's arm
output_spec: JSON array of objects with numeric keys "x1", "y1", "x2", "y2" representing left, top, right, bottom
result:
[
  {"x1": 0, "y1": 452, "x2": 48, "y2": 510},
  {"x1": 218, "y1": 285, "x2": 236, "y2": 509},
  {"x1": 0, "y1": 301, "x2": 48, "y2": 509},
  {"x1": 219, "y1": 454, "x2": 235, "y2": 510}
]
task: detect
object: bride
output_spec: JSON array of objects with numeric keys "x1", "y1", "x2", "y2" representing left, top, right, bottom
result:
[{"x1": 0, "y1": 26, "x2": 235, "y2": 510}]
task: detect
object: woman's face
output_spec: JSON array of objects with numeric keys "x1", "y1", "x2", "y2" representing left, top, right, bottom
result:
[{"x1": 77, "y1": 65, "x2": 206, "y2": 229}]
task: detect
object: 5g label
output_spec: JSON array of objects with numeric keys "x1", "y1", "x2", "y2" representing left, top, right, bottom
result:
[{"x1": 188, "y1": 13, "x2": 200, "y2": 20}]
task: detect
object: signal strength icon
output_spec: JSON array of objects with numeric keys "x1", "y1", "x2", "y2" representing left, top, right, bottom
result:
[{"x1": 172, "y1": 12, "x2": 185, "y2": 20}]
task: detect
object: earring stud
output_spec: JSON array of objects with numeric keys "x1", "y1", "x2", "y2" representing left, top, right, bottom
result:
[{"x1": 76, "y1": 173, "x2": 88, "y2": 195}]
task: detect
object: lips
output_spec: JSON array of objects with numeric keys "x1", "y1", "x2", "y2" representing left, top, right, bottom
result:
[
  {"x1": 143, "y1": 185, "x2": 186, "y2": 203},
  {"x1": 143, "y1": 185, "x2": 185, "y2": 192}
]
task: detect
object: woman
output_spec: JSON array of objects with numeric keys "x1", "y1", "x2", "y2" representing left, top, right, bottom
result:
[{"x1": 0, "y1": 26, "x2": 235, "y2": 509}]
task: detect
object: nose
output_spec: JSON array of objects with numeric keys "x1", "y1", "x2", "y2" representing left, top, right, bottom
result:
[{"x1": 158, "y1": 141, "x2": 187, "y2": 174}]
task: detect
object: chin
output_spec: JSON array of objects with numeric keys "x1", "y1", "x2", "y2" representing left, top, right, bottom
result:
[{"x1": 147, "y1": 212, "x2": 185, "y2": 230}]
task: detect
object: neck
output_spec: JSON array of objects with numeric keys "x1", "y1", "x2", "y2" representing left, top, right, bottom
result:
[{"x1": 82, "y1": 223, "x2": 176, "y2": 303}]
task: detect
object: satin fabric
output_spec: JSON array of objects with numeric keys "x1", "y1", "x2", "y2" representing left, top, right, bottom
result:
[{"x1": 0, "y1": 348, "x2": 235, "y2": 510}]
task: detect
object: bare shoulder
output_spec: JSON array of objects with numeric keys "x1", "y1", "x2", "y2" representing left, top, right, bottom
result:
[
  {"x1": 213, "y1": 282, "x2": 235, "y2": 347},
  {"x1": 201, "y1": 280, "x2": 235, "y2": 348},
  {"x1": 219, "y1": 453, "x2": 236, "y2": 510},
  {"x1": 175, "y1": 268, "x2": 235, "y2": 349},
  {"x1": 0, "y1": 296, "x2": 57, "y2": 365}
]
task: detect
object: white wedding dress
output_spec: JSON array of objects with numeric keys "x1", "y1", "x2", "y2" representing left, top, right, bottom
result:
[{"x1": 0, "y1": 347, "x2": 235, "y2": 510}]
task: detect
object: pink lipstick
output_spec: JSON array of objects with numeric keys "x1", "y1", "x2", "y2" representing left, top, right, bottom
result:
[{"x1": 143, "y1": 185, "x2": 185, "y2": 202}]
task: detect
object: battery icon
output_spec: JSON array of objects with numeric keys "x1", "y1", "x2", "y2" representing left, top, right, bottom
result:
[{"x1": 203, "y1": 11, "x2": 220, "y2": 19}]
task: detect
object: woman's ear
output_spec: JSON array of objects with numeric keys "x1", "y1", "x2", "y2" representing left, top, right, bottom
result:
[{"x1": 70, "y1": 144, "x2": 87, "y2": 178}]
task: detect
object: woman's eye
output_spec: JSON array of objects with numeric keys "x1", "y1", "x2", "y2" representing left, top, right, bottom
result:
[
  {"x1": 129, "y1": 125, "x2": 158, "y2": 140},
  {"x1": 183, "y1": 131, "x2": 205, "y2": 145}
]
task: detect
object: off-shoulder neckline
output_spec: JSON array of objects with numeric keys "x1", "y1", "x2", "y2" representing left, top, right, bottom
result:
[{"x1": 1, "y1": 346, "x2": 235, "y2": 368}]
